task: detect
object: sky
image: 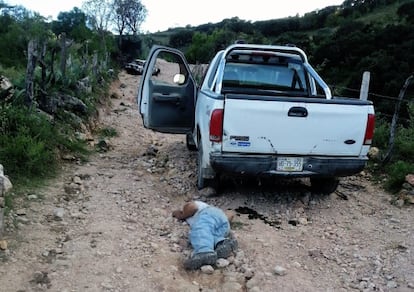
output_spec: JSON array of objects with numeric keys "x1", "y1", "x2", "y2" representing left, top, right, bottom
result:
[{"x1": 5, "y1": 0, "x2": 344, "y2": 33}]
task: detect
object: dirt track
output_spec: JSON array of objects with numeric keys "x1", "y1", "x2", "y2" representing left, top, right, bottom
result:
[{"x1": 0, "y1": 71, "x2": 413, "y2": 292}]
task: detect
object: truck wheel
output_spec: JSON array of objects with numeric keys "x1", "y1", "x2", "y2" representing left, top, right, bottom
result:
[
  {"x1": 186, "y1": 133, "x2": 197, "y2": 151},
  {"x1": 197, "y1": 139, "x2": 218, "y2": 190},
  {"x1": 310, "y1": 177, "x2": 339, "y2": 195},
  {"x1": 197, "y1": 140, "x2": 207, "y2": 189}
]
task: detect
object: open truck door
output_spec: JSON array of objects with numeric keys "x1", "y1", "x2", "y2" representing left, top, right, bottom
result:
[{"x1": 137, "y1": 45, "x2": 196, "y2": 134}]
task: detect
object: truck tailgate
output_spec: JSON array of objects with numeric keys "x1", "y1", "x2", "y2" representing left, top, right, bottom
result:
[{"x1": 222, "y1": 95, "x2": 369, "y2": 156}]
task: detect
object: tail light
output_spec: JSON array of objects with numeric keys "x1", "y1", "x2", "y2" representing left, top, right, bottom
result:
[
  {"x1": 363, "y1": 113, "x2": 375, "y2": 145},
  {"x1": 209, "y1": 109, "x2": 224, "y2": 142}
]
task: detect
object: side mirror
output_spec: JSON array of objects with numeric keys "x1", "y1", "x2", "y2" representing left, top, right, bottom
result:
[{"x1": 173, "y1": 74, "x2": 186, "y2": 85}]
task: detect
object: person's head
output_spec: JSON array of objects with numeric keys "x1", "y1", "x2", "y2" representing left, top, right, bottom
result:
[{"x1": 172, "y1": 201, "x2": 198, "y2": 219}]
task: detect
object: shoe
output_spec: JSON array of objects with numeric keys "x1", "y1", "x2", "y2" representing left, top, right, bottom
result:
[
  {"x1": 184, "y1": 251, "x2": 217, "y2": 270},
  {"x1": 215, "y1": 238, "x2": 238, "y2": 259}
]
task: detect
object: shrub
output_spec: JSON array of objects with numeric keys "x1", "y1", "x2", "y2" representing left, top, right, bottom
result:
[
  {"x1": 394, "y1": 130, "x2": 414, "y2": 162},
  {"x1": 385, "y1": 160, "x2": 414, "y2": 192},
  {"x1": 0, "y1": 106, "x2": 59, "y2": 179},
  {"x1": 372, "y1": 117, "x2": 390, "y2": 150},
  {"x1": 371, "y1": 104, "x2": 414, "y2": 192},
  {"x1": 0, "y1": 130, "x2": 56, "y2": 177},
  {"x1": 98, "y1": 126, "x2": 118, "y2": 138}
]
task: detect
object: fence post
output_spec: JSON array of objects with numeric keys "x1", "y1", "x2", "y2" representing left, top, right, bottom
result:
[
  {"x1": 0, "y1": 164, "x2": 12, "y2": 239},
  {"x1": 25, "y1": 39, "x2": 38, "y2": 107},
  {"x1": 382, "y1": 74, "x2": 414, "y2": 164},
  {"x1": 360, "y1": 71, "x2": 370, "y2": 100},
  {"x1": 60, "y1": 33, "x2": 67, "y2": 80}
]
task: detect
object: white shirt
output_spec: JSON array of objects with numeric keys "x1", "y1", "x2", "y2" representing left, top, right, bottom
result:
[{"x1": 185, "y1": 201, "x2": 209, "y2": 226}]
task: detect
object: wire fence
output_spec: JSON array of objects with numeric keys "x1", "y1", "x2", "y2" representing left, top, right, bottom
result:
[
  {"x1": 331, "y1": 85, "x2": 414, "y2": 105},
  {"x1": 330, "y1": 82, "x2": 414, "y2": 124}
]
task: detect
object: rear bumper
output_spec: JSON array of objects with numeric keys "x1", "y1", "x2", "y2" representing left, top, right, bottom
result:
[{"x1": 210, "y1": 153, "x2": 367, "y2": 177}]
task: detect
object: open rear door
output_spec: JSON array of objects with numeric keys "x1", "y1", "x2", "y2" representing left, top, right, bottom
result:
[{"x1": 137, "y1": 45, "x2": 196, "y2": 134}]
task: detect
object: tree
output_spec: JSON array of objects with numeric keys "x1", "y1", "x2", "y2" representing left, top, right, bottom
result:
[
  {"x1": 186, "y1": 32, "x2": 212, "y2": 63},
  {"x1": 185, "y1": 29, "x2": 236, "y2": 63},
  {"x1": 82, "y1": 0, "x2": 111, "y2": 34},
  {"x1": 221, "y1": 17, "x2": 254, "y2": 34},
  {"x1": 113, "y1": 0, "x2": 128, "y2": 39},
  {"x1": 169, "y1": 30, "x2": 194, "y2": 48},
  {"x1": 0, "y1": 1, "x2": 12, "y2": 9},
  {"x1": 398, "y1": 1, "x2": 414, "y2": 24},
  {"x1": 1, "y1": 4, "x2": 30, "y2": 20},
  {"x1": 122, "y1": 0, "x2": 147, "y2": 35},
  {"x1": 111, "y1": 0, "x2": 146, "y2": 51},
  {"x1": 52, "y1": 8, "x2": 90, "y2": 41},
  {"x1": 82, "y1": 0, "x2": 114, "y2": 59}
]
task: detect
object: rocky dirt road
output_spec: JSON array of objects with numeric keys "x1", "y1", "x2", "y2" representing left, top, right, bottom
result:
[{"x1": 0, "y1": 71, "x2": 413, "y2": 292}]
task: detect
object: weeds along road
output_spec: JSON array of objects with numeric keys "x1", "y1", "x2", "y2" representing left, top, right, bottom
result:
[{"x1": 0, "y1": 70, "x2": 413, "y2": 292}]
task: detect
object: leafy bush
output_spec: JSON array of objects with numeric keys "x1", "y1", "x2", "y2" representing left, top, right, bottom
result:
[
  {"x1": 371, "y1": 104, "x2": 414, "y2": 192},
  {"x1": 0, "y1": 103, "x2": 96, "y2": 181},
  {"x1": 0, "y1": 66, "x2": 25, "y2": 85},
  {"x1": 372, "y1": 117, "x2": 390, "y2": 150},
  {"x1": 98, "y1": 126, "x2": 118, "y2": 138},
  {"x1": 0, "y1": 106, "x2": 58, "y2": 179},
  {"x1": 0, "y1": 129, "x2": 56, "y2": 177},
  {"x1": 394, "y1": 128, "x2": 414, "y2": 161},
  {"x1": 385, "y1": 160, "x2": 414, "y2": 192},
  {"x1": 393, "y1": 104, "x2": 414, "y2": 163}
]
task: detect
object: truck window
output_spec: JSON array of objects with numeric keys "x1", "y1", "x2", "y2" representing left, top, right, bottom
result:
[
  {"x1": 222, "y1": 61, "x2": 307, "y2": 93},
  {"x1": 151, "y1": 51, "x2": 189, "y2": 86},
  {"x1": 223, "y1": 65, "x2": 240, "y2": 86}
]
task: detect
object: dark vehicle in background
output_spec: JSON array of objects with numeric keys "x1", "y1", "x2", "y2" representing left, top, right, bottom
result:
[
  {"x1": 125, "y1": 59, "x2": 160, "y2": 76},
  {"x1": 125, "y1": 59, "x2": 145, "y2": 75}
]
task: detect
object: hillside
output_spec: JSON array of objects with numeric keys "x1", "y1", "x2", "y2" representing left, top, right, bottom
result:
[{"x1": 142, "y1": 0, "x2": 413, "y2": 101}]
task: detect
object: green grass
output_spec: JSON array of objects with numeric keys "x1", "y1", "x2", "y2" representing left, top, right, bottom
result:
[
  {"x1": 98, "y1": 126, "x2": 118, "y2": 138},
  {"x1": 385, "y1": 160, "x2": 414, "y2": 193}
]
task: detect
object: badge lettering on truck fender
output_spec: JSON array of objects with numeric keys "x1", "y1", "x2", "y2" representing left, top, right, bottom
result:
[{"x1": 230, "y1": 136, "x2": 251, "y2": 147}]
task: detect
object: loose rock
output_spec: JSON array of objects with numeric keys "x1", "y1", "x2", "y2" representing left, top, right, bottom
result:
[{"x1": 273, "y1": 265, "x2": 287, "y2": 276}]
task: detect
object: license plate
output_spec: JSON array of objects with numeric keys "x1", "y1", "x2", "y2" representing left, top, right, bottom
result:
[{"x1": 277, "y1": 157, "x2": 303, "y2": 171}]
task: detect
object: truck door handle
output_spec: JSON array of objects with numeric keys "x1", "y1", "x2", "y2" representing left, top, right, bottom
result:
[
  {"x1": 153, "y1": 93, "x2": 182, "y2": 103},
  {"x1": 288, "y1": 107, "x2": 308, "y2": 117}
]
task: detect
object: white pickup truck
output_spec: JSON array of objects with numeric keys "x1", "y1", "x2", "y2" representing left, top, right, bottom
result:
[{"x1": 137, "y1": 43, "x2": 375, "y2": 194}]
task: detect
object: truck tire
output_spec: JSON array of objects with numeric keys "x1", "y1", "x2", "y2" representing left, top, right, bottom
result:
[
  {"x1": 196, "y1": 139, "x2": 218, "y2": 190},
  {"x1": 310, "y1": 177, "x2": 339, "y2": 195}
]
